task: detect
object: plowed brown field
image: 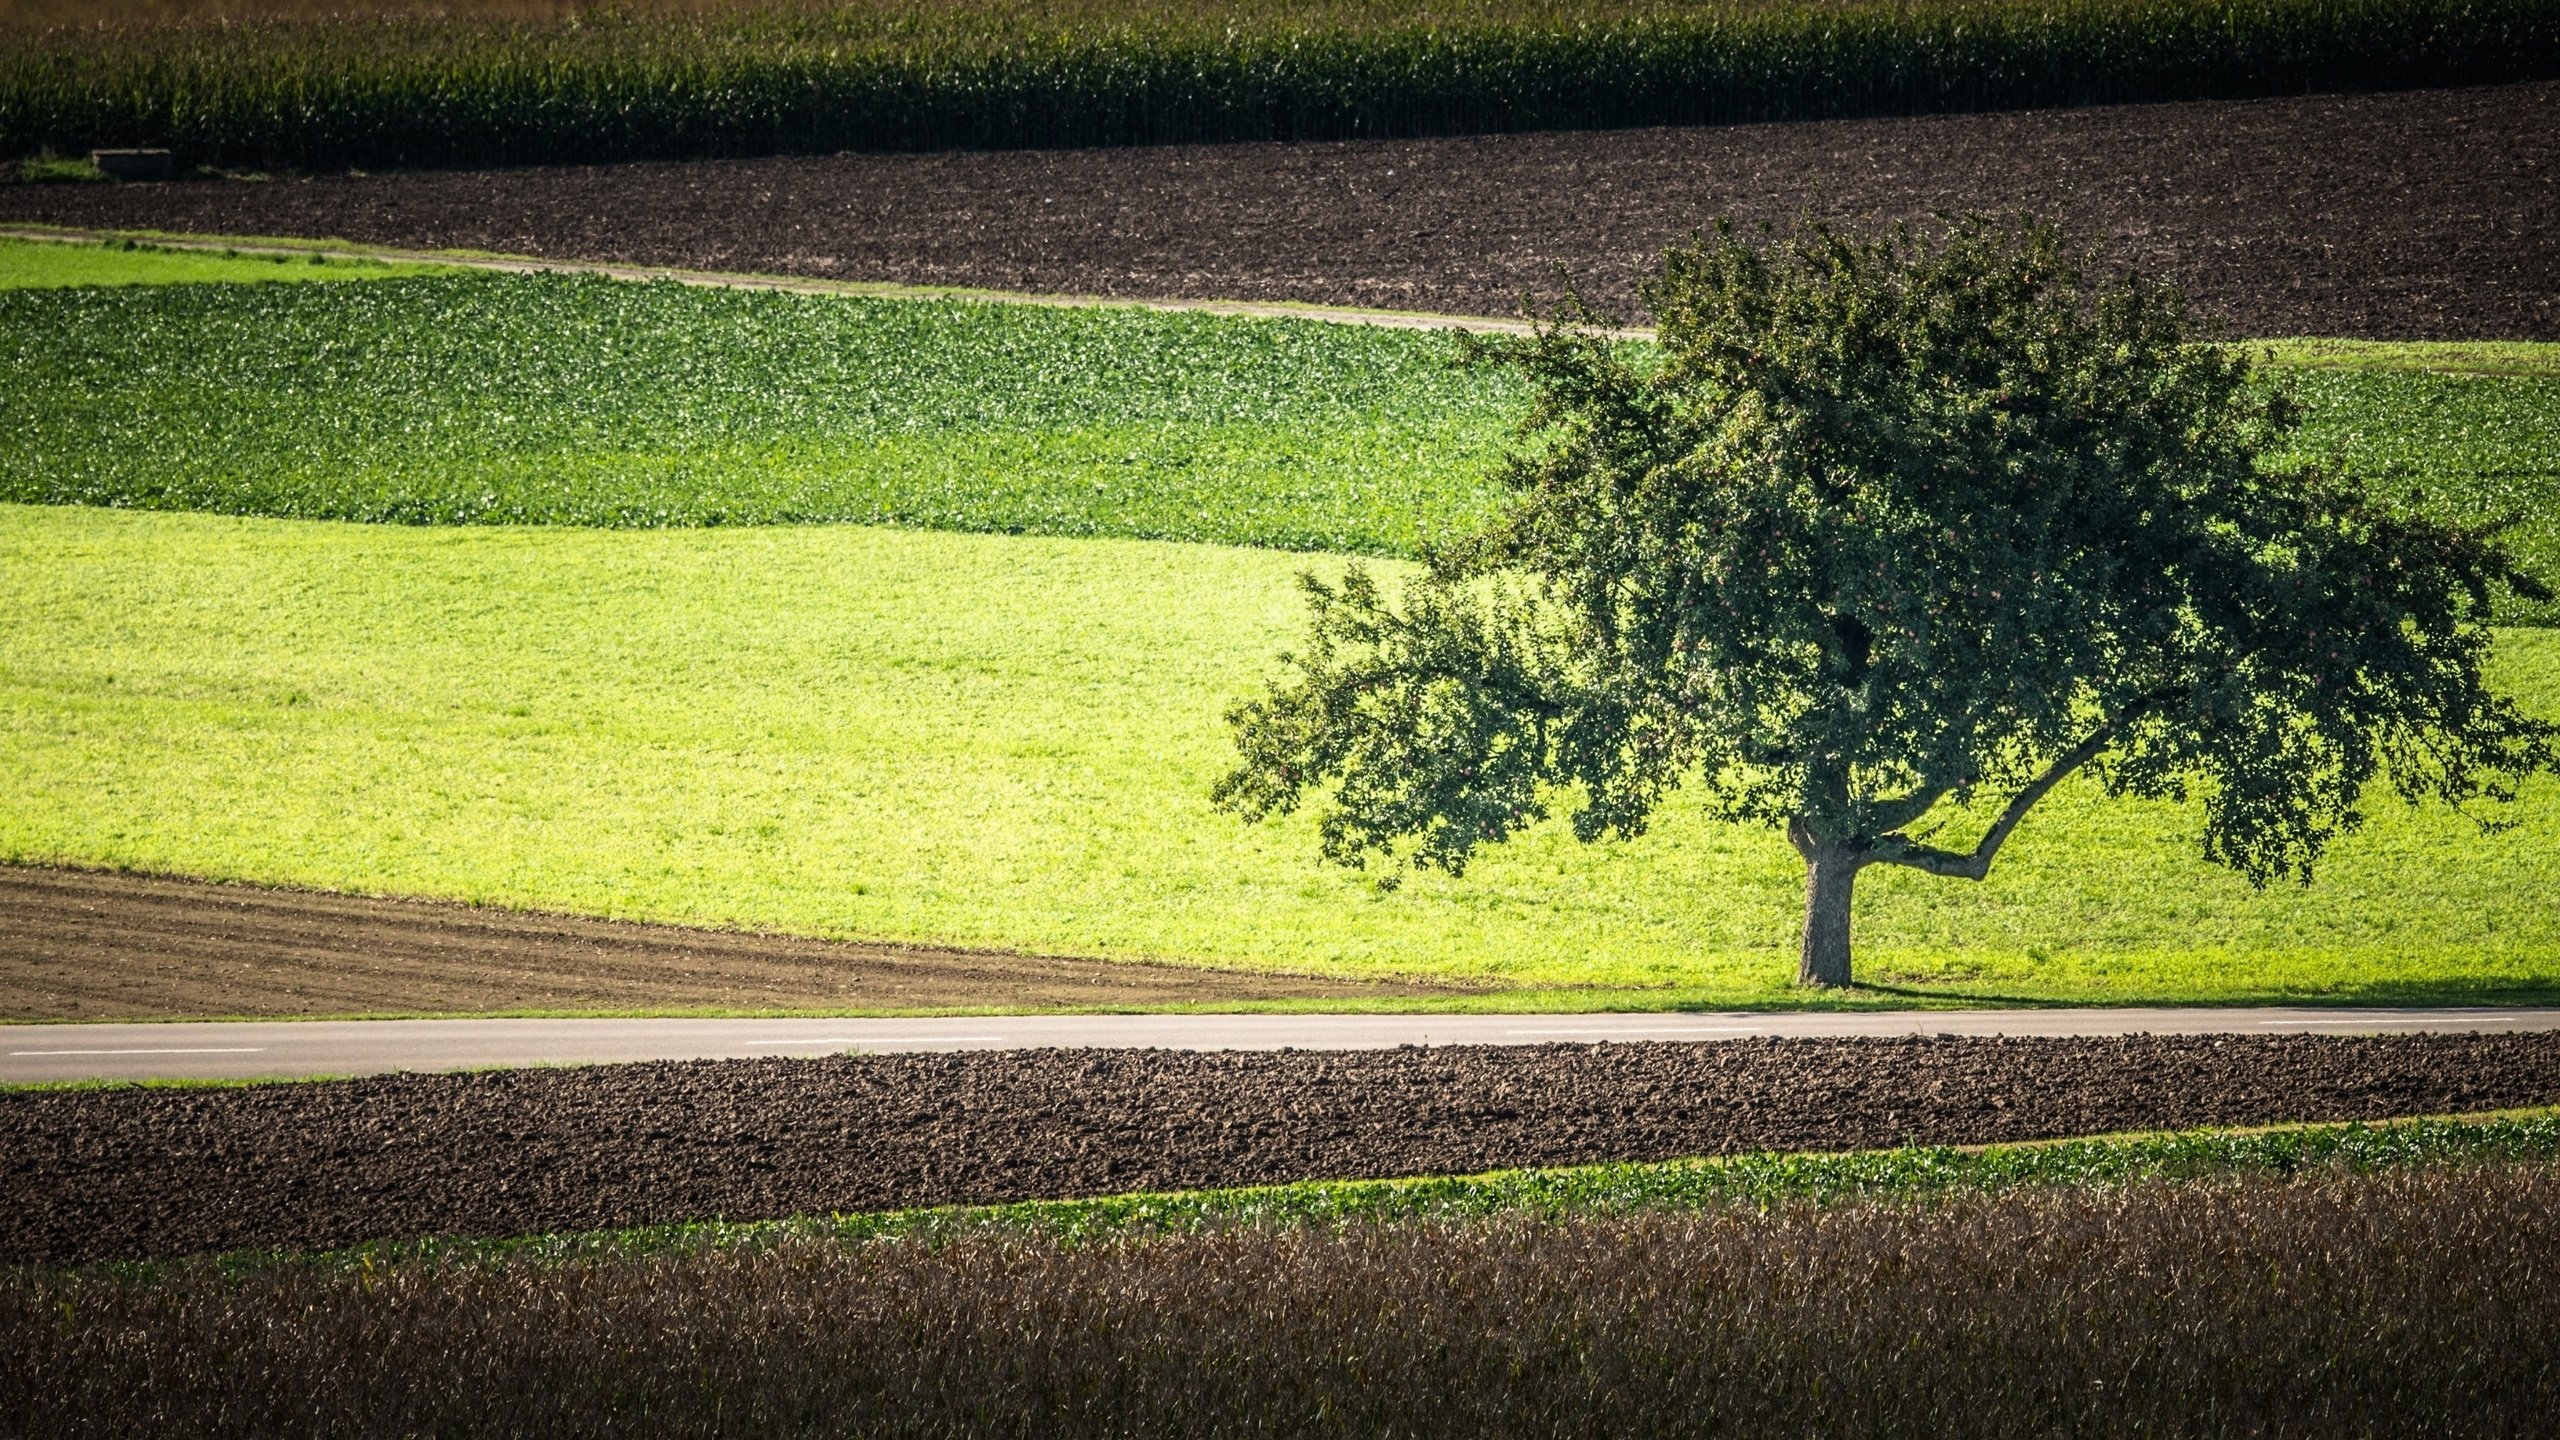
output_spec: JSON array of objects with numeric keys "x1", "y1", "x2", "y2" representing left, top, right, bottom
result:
[
  {"x1": 0, "y1": 867, "x2": 1449, "y2": 1020},
  {"x1": 9, "y1": 1033, "x2": 2559, "y2": 1264},
  {"x1": 4, "y1": 82, "x2": 2552, "y2": 337}
]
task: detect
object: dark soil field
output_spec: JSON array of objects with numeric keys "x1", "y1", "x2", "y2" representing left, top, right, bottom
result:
[
  {"x1": 0, "y1": 866, "x2": 1443, "y2": 1020},
  {"x1": 4, "y1": 82, "x2": 2552, "y2": 338},
  {"x1": 16, "y1": 1168, "x2": 2560, "y2": 1437},
  {"x1": 8, "y1": 1033, "x2": 2558, "y2": 1265}
]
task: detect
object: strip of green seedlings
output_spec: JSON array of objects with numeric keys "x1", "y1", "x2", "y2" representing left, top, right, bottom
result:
[
  {"x1": 4, "y1": 270, "x2": 2554, "y2": 621},
  {"x1": 58, "y1": 1110, "x2": 2560, "y2": 1280},
  {"x1": 5, "y1": 0, "x2": 2555, "y2": 170}
]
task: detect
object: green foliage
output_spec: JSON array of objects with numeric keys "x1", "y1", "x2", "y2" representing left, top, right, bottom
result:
[
  {"x1": 805, "y1": 1110, "x2": 2560, "y2": 1246},
  {"x1": 6, "y1": 504, "x2": 2558, "y2": 1004},
  {"x1": 1221, "y1": 217, "x2": 2558, "y2": 985},
  {"x1": 5, "y1": 0, "x2": 2556, "y2": 170},
  {"x1": 2278, "y1": 365, "x2": 2560, "y2": 616},
  {"x1": 0, "y1": 272, "x2": 1510, "y2": 551},
  {"x1": 11, "y1": 151, "x2": 102, "y2": 182}
]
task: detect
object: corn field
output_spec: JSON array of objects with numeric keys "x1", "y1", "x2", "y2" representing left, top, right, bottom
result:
[
  {"x1": 5, "y1": 0, "x2": 2558, "y2": 170},
  {"x1": 10, "y1": 1161, "x2": 2559, "y2": 1437}
]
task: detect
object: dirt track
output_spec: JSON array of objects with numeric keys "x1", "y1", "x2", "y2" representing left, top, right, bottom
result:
[
  {"x1": 8, "y1": 1033, "x2": 2558, "y2": 1265},
  {"x1": 4, "y1": 82, "x2": 2553, "y2": 339},
  {"x1": 0, "y1": 866, "x2": 1445, "y2": 1020}
]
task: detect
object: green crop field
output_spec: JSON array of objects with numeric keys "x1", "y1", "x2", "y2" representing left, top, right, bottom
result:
[
  {"x1": 0, "y1": 268, "x2": 1515, "y2": 553},
  {"x1": 5, "y1": 263, "x2": 2555, "y2": 617},
  {"x1": 5, "y1": 504, "x2": 2555, "y2": 1007},
  {"x1": 4, "y1": 0, "x2": 2554, "y2": 170}
]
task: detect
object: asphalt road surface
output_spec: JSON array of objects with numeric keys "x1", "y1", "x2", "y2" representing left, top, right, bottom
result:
[{"x1": 5, "y1": 1008, "x2": 2555, "y2": 1083}]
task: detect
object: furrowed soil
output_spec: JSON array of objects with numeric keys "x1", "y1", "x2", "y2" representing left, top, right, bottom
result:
[
  {"x1": 0, "y1": 867, "x2": 1448, "y2": 1020},
  {"x1": 3, "y1": 82, "x2": 2552, "y2": 339},
  {"x1": 7, "y1": 1033, "x2": 2557, "y2": 1265}
]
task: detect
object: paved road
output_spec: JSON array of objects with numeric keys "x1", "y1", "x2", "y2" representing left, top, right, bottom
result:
[{"x1": 5, "y1": 1008, "x2": 2555, "y2": 1083}]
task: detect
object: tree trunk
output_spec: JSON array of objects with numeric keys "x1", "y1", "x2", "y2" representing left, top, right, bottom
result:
[{"x1": 1796, "y1": 844, "x2": 1863, "y2": 988}]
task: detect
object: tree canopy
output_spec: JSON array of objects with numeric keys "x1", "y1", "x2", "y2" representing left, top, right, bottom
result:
[{"x1": 1216, "y1": 215, "x2": 2556, "y2": 987}]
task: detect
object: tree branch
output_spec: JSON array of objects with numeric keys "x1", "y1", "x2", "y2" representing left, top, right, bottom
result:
[
  {"x1": 1867, "y1": 710, "x2": 2140, "y2": 881},
  {"x1": 1864, "y1": 779, "x2": 1961, "y2": 835}
]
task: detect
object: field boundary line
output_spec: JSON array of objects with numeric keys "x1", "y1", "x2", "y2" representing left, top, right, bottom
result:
[
  {"x1": 17, "y1": 226, "x2": 2554, "y2": 376},
  {"x1": 0, "y1": 222, "x2": 1659, "y2": 338}
]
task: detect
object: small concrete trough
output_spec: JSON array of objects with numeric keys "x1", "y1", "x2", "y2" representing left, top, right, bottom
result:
[{"x1": 88, "y1": 148, "x2": 177, "y2": 181}]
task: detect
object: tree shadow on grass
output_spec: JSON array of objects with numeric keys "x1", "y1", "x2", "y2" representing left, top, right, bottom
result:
[
  {"x1": 1838, "y1": 981, "x2": 2102, "y2": 1009},
  {"x1": 1837, "y1": 975, "x2": 2560, "y2": 1011}
]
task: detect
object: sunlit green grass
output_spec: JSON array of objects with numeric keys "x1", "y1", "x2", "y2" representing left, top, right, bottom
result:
[
  {"x1": 5, "y1": 504, "x2": 2555, "y2": 1008},
  {"x1": 2255, "y1": 337, "x2": 2560, "y2": 380},
  {"x1": 0, "y1": 236, "x2": 440, "y2": 289}
]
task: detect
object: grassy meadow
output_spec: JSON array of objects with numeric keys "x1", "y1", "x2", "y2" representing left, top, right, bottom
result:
[
  {"x1": 5, "y1": 207, "x2": 2553, "y2": 1440},
  {"x1": 5, "y1": 505, "x2": 2556, "y2": 1006},
  {"x1": 7, "y1": 0, "x2": 2553, "y2": 170}
]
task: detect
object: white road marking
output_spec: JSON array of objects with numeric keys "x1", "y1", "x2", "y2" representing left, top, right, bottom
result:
[
  {"x1": 9, "y1": 1046, "x2": 268, "y2": 1056},
  {"x1": 2256, "y1": 1017, "x2": 2514, "y2": 1027}
]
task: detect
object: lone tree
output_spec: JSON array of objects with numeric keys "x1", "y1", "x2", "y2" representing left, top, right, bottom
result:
[{"x1": 1216, "y1": 216, "x2": 2555, "y2": 988}]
